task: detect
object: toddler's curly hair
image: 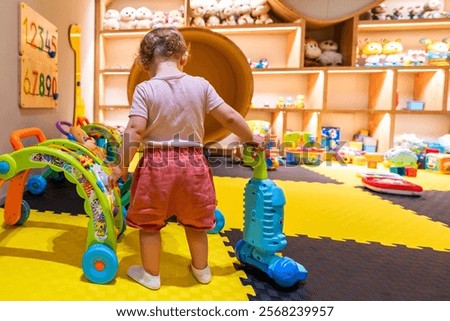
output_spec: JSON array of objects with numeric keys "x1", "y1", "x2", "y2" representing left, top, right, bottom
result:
[{"x1": 138, "y1": 27, "x2": 188, "y2": 67}]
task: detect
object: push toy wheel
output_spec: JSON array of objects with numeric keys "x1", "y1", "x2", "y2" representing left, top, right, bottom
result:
[
  {"x1": 207, "y1": 208, "x2": 225, "y2": 234},
  {"x1": 118, "y1": 206, "x2": 127, "y2": 236},
  {"x1": 82, "y1": 244, "x2": 118, "y2": 284},
  {"x1": 272, "y1": 257, "x2": 303, "y2": 288},
  {"x1": 27, "y1": 175, "x2": 47, "y2": 195},
  {"x1": 15, "y1": 200, "x2": 31, "y2": 226}
]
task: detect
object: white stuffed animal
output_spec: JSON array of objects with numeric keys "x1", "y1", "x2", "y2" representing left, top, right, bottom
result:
[
  {"x1": 250, "y1": 0, "x2": 273, "y2": 24},
  {"x1": 235, "y1": 0, "x2": 254, "y2": 25},
  {"x1": 190, "y1": 0, "x2": 207, "y2": 26},
  {"x1": 218, "y1": 0, "x2": 236, "y2": 25},
  {"x1": 103, "y1": 9, "x2": 120, "y2": 30},
  {"x1": 167, "y1": 9, "x2": 185, "y2": 28},
  {"x1": 421, "y1": 0, "x2": 445, "y2": 18},
  {"x1": 135, "y1": 7, "x2": 153, "y2": 29},
  {"x1": 152, "y1": 11, "x2": 167, "y2": 28},
  {"x1": 204, "y1": 0, "x2": 221, "y2": 26},
  {"x1": 119, "y1": 7, "x2": 137, "y2": 30},
  {"x1": 317, "y1": 40, "x2": 343, "y2": 66}
]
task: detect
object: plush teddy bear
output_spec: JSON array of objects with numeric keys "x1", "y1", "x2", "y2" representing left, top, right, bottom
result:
[
  {"x1": 371, "y1": 3, "x2": 388, "y2": 20},
  {"x1": 119, "y1": 7, "x2": 137, "y2": 30},
  {"x1": 235, "y1": 0, "x2": 254, "y2": 25},
  {"x1": 250, "y1": 0, "x2": 273, "y2": 24},
  {"x1": 381, "y1": 40, "x2": 404, "y2": 66},
  {"x1": 103, "y1": 9, "x2": 121, "y2": 30},
  {"x1": 217, "y1": 0, "x2": 236, "y2": 25},
  {"x1": 190, "y1": 0, "x2": 207, "y2": 26},
  {"x1": 135, "y1": 7, "x2": 153, "y2": 29},
  {"x1": 408, "y1": 5, "x2": 422, "y2": 19},
  {"x1": 203, "y1": 0, "x2": 221, "y2": 26},
  {"x1": 152, "y1": 11, "x2": 167, "y2": 28},
  {"x1": 392, "y1": 6, "x2": 410, "y2": 19},
  {"x1": 361, "y1": 40, "x2": 384, "y2": 66},
  {"x1": 421, "y1": 0, "x2": 444, "y2": 18},
  {"x1": 167, "y1": 9, "x2": 185, "y2": 28},
  {"x1": 317, "y1": 40, "x2": 343, "y2": 66},
  {"x1": 419, "y1": 37, "x2": 450, "y2": 66},
  {"x1": 304, "y1": 37, "x2": 322, "y2": 66}
]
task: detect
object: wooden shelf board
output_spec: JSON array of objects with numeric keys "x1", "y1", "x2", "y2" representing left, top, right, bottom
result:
[
  {"x1": 210, "y1": 23, "x2": 302, "y2": 35},
  {"x1": 321, "y1": 109, "x2": 371, "y2": 114},
  {"x1": 100, "y1": 69, "x2": 131, "y2": 75},
  {"x1": 252, "y1": 68, "x2": 323, "y2": 75},
  {"x1": 358, "y1": 18, "x2": 450, "y2": 31},
  {"x1": 250, "y1": 107, "x2": 304, "y2": 112},
  {"x1": 100, "y1": 105, "x2": 130, "y2": 110},
  {"x1": 395, "y1": 110, "x2": 450, "y2": 115}
]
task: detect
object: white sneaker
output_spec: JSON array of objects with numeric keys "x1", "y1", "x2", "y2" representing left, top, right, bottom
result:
[
  {"x1": 190, "y1": 264, "x2": 211, "y2": 284},
  {"x1": 127, "y1": 265, "x2": 160, "y2": 290}
]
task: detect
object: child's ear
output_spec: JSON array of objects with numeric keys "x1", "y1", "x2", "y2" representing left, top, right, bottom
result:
[{"x1": 180, "y1": 51, "x2": 189, "y2": 66}]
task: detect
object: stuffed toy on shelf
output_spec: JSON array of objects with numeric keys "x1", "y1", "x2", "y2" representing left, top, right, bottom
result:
[
  {"x1": 421, "y1": 0, "x2": 446, "y2": 19},
  {"x1": 167, "y1": 9, "x2": 185, "y2": 27},
  {"x1": 420, "y1": 37, "x2": 450, "y2": 66},
  {"x1": 361, "y1": 39, "x2": 384, "y2": 67},
  {"x1": 218, "y1": 0, "x2": 237, "y2": 25},
  {"x1": 119, "y1": 7, "x2": 137, "y2": 30},
  {"x1": 317, "y1": 40, "x2": 343, "y2": 66},
  {"x1": 204, "y1": 0, "x2": 221, "y2": 26},
  {"x1": 190, "y1": 0, "x2": 207, "y2": 26},
  {"x1": 135, "y1": 7, "x2": 153, "y2": 29},
  {"x1": 235, "y1": 0, "x2": 254, "y2": 25},
  {"x1": 103, "y1": 9, "x2": 120, "y2": 30},
  {"x1": 381, "y1": 39, "x2": 405, "y2": 66},
  {"x1": 250, "y1": 0, "x2": 273, "y2": 24},
  {"x1": 304, "y1": 37, "x2": 322, "y2": 67},
  {"x1": 152, "y1": 10, "x2": 167, "y2": 28}
]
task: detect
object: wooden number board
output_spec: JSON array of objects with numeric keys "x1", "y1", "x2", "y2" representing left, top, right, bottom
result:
[{"x1": 19, "y1": 2, "x2": 58, "y2": 108}]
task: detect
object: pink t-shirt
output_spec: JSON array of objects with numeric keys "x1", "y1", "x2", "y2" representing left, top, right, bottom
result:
[{"x1": 129, "y1": 73, "x2": 224, "y2": 146}]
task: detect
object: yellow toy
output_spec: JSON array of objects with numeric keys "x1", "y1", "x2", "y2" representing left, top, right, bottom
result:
[
  {"x1": 294, "y1": 95, "x2": 305, "y2": 109},
  {"x1": 361, "y1": 40, "x2": 383, "y2": 67},
  {"x1": 382, "y1": 39, "x2": 404, "y2": 66}
]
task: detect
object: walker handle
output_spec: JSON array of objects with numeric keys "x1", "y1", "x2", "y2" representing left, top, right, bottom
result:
[
  {"x1": 10, "y1": 127, "x2": 47, "y2": 151},
  {"x1": 56, "y1": 120, "x2": 73, "y2": 136}
]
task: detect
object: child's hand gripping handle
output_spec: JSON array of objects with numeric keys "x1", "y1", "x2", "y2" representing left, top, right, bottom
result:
[
  {"x1": 9, "y1": 127, "x2": 47, "y2": 151},
  {"x1": 243, "y1": 142, "x2": 268, "y2": 180}
]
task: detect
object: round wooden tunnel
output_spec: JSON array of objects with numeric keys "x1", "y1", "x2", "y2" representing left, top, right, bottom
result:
[
  {"x1": 268, "y1": 0, "x2": 383, "y2": 26},
  {"x1": 127, "y1": 28, "x2": 254, "y2": 143}
]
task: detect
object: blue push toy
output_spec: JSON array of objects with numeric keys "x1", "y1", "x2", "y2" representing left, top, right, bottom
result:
[{"x1": 235, "y1": 145, "x2": 308, "y2": 287}]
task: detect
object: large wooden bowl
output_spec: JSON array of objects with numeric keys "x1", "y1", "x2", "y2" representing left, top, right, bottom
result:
[
  {"x1": 268, "y1": 0, "x2": 383, "y2": 26},
  {"x1": 127, "y1": 28, "x2": 253, "y2": 143}
]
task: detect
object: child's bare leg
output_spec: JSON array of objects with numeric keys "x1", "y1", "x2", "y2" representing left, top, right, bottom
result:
[
  {"x1": 185, "y1": 227, "x2": 208, "y2": 269},
  {"x1": 127, "y1": 229, "x2": 161, "y2": 290},
  {"x1": 140, "y1": 229, "x2": 161, "y2": 275},
  {"x1": 185, "y1": 227, "x2": 211, "y2": 284}
]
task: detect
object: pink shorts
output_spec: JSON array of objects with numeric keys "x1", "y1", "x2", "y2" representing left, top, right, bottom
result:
[{"x1": 125, "y1": 147, "x2": 216, "y2": 232}]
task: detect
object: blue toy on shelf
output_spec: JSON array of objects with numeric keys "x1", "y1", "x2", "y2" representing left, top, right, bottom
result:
[{"x1": 235, "y1": 145, "x2": 308, "y2": 287}]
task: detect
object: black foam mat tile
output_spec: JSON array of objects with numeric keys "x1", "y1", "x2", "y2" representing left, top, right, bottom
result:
[{"x1": 225, "y1": 229, "x2": 450, "y2": 301}]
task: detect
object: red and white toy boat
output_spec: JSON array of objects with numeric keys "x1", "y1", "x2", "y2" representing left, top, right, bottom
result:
[{"x1": 362, "y1": 175, "x2": 423, "y2": 196}]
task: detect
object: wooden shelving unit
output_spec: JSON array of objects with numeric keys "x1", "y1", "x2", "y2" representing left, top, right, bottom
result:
[{"x1": 95, "y1": 0, "x2": 450, "y2": 153}]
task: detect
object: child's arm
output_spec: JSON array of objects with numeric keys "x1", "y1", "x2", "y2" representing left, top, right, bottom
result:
[
  {"x1": 108, "y1": 115, "x2": 147, "y2": 187},
  {"x1": 210, "y1": 102, "x2": 254, "y2": 143}
]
